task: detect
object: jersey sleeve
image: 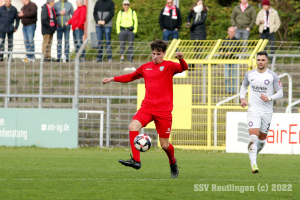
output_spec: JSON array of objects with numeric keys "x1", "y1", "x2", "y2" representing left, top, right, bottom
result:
[
  {"x1": 114, "y1": 66, "x2": 143, "y2": 83},
  {"x1": 242, "y1": 71, "x2": 250, "y2": 87},
  {"x1": 272, "y1": 72, "x2": 282, "y2": 91},
  {"x1": 173, "y1": 59, "x2": 188, "y2": 74}
]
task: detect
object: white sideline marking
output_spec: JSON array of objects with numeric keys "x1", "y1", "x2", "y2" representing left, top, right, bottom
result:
[{"x1": 0, "y1": 178, "x2": 299, "y2": 182}]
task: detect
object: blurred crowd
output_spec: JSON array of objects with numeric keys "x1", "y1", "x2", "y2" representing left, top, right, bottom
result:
[{"x1": 0, "y1": 0, "x2": 280, "y2": 63}]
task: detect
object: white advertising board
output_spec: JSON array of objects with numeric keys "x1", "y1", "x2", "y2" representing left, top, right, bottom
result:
[{"x1": 226, "y1": 112, "x2": 300, "y2": 154}]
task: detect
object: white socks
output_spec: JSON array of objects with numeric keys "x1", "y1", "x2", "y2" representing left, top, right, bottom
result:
[
  {"x1": 257, "y1": 139, "x2": 266, "y2": 154},
  {"x1": 248, "y1": 135, "x2": 258, "y2": 167}
]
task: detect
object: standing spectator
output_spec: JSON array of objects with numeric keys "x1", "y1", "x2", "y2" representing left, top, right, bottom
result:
[
  {"x1": 186, "y1": 0, "x2": 207, "y2": 40},
  {"x1": 18, "y1": 0, "x2": 37, "y2": 62},
  {"x1": 256, "y1": 0, "x2": 280, "y2": 57},
  {"x1": 93, "y1": 0, "x2": 115, "y2": 62},
  {"x1": 231, "y1": 0, "x2": 256, "y2": 40},
  {"x1": 54, "y1": 0, "x2": 74, "y2": 62},
  {"x1": 116, "y1": 0, "x2": 138, "y2": 63},
  {"x1": 65, "y1": 0, "x2": 86, "y2": 62},
  {"x1": 41, "y1": 0, "x2": 57, "y2": 62},
  {"x1": 159, "y1": 0, "x2": 182, "y2": 41},
  {"x1": 220, "y1": 27, "x2": 240, "y2": 95},
  {"x1": 0, "y1": 0, "x2": 20, "y2": 61}
]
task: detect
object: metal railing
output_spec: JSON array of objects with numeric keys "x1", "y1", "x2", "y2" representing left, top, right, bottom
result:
[
  {"x1": 286, "y1": 100, "x2": 300, "y2": 113},
  {"x1": 0, "y1": 39, "x2": 299, "y2": 148},
  {"x1": 79, "y1": 110, "x2": 104, "y2": 147}
]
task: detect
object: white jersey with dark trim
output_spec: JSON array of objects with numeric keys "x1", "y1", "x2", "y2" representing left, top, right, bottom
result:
[{"x1": 241, "y1": 68, "x2": 282, "y2": 113}]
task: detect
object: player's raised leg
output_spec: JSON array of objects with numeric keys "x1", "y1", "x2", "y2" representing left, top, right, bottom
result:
[
  {"x1": 160, "y1": 138, "x2": 178, "y2": 178},
  {"x1": 248, "y1": 128, "x2": 259, "y2": 173},
  {"x1": 118, "y1": 120, "x2": 142, "y2": 170}
]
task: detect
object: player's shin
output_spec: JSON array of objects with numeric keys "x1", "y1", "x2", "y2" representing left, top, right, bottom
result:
[
  {"x1": 129, "y1": 131, "x2": 140, "y2": 162},
  {"x1": 163, "y1": 143, "x2": 176, "y2": 165},
  {"x1": 248, "y1": 135, "x2": 258, "y2": 167},
  {"x1": 257, "y1": 139, "x2": 266, "y2": 154}
]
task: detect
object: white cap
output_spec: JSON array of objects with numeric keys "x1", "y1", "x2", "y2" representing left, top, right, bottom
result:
[{"x1": 123, "y1": 0, "x2": 130, "y2": 4}]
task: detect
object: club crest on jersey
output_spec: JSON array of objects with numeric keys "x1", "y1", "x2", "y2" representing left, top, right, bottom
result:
[
  {"x1": 159, "y1": 66, "x2": 164, "y2": 71},
  {"x1": 248, "y1": 121, "x2": 253, "y2": 127},
  {"x1": 264, "y1": 79, "x2": 270, "y2": 85},
  {"x1": 279, "y1": 81, "x2": 282, "y2": 87}
]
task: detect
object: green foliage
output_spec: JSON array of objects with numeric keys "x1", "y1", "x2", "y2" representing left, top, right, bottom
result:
[
  {"x1": 217, "y1": 0, "x2": 239, "y2": 7},
  {"x1": 108, "y1": 0, "x2": 300, "y2": 41}
]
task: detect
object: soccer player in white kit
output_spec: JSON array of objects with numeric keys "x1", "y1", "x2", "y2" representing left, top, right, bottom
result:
[{"x1": 240, "y1": 51, "x2": 283, "y2": 173}]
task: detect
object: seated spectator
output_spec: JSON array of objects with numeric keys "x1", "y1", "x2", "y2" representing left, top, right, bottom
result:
[
  {"x1": 0, "y1": 0, "x2": 20, "y2": 62},
  {"x1": 65, "y1": 0, "x2": 86, "y2": 62},
  {"x1": 116, "y1": 0, "x2": 138, "y2": 63},
  {"x1": 41, "y1": 0, "x2": 57, "y2": 62},
  {"x1": 159, "y1": 0, "x2": 182, "y2": 41},
  {"x1": 256, "y1": 0, "x2": 281, "y2": 57}
]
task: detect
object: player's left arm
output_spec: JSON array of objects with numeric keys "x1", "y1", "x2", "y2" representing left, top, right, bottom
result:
[
  {"x1": 173, "y1": 52, "x2": 188, "y2": 73},
  {"x1": 260, "y1": 74, "x2": 283, "y2": 102}
]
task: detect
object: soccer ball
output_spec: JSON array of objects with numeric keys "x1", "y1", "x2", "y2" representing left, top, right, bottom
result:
[{"x1": 134, "y1": 134, "x2": 152, "y2": 152}]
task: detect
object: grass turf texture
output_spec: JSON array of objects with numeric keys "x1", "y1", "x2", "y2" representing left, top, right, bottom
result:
[{"x1": 0, "y1": 147, "x2": 299, "y2": 200}]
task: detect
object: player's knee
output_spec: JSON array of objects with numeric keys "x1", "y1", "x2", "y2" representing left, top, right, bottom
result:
[
  {"x1": 128, "y1": 123, "x2": 139, "y2": 131},
  {"x1": 160, "y1": 143, "x2": 169, "y2": 150}
]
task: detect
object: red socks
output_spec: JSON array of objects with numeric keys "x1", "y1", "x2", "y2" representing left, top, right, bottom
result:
[
  {"x1": 164, "y1": 143, "x2": 176, "y2": 165},
  {"x1": 129, "y1": 131, "x2": 140, "y2": 162}
]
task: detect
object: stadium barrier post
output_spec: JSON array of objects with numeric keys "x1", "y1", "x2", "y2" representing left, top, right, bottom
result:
[
  {"x1": 39, "y1": 53, "x2": 44, "y2": 108},
  {"x1": 74, "y1": 39, "x2": 88, "y2": 109},
  {"x1": 5, "y1": 53, "x2": 12, "y2": 108},
  {"x1": 207, "y1": 39, "x2": 222, "y2": 147}
]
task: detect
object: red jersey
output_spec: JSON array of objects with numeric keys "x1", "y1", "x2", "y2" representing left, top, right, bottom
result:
[{"x1": 114, "y1": 59, "x2": 188, "y2": 111}]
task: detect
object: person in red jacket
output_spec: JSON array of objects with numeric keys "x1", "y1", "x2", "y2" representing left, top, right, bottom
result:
[
  {"x1": 102, "y1": 39, "x2": 188, "y2": 178},
  {"x1": 65, "y1": 0, "x2": 86, "y2": 62}
]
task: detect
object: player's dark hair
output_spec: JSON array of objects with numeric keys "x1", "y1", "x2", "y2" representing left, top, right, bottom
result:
[
  {"x1": 150, "y1": 39, "x2": 168, "y2": 53},
  {"x1": 257, "y1": 51, "x2": 268, "y2": 58}
]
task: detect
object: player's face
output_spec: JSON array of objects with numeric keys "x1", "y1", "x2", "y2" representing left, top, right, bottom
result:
[
  {"x1": 152, "y1": 50, "x2": 165, "y2": 64},
  {"x1": 256, "y1": 55, "x2": 268, "y2": 70}
]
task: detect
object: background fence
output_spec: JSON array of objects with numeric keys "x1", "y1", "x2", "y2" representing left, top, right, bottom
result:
[{"x1": 0, "y1": 39, "x2": 299, "y2": 148}]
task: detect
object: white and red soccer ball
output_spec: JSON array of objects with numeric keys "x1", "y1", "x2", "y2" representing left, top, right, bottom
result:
[{"x1": 134, "y1": 134, "x2": 152, "y2": 152}]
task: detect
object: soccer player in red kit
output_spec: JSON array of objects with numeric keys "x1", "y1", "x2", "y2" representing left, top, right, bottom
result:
[{"x1": 102, "y1": 39, "x2": 188, "y2": 178}]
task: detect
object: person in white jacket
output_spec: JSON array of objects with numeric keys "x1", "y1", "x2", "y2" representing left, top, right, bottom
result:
[{"x1": 256, "y1": 0, "x2": 281, "y2": 57}]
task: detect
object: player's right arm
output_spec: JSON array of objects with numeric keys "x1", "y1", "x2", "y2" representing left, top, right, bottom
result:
[
  {"x1": 102, "y1": 67, "x2": 143, "y2": 84},
  {"x1": 103, "y1": 77, "x2": 114, "y2": 84},
  {"x1": 240, "y1": 71, "x2": 250, "y2": 108}
]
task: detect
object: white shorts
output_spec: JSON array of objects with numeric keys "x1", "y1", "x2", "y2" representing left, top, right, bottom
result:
[{"x1": 247, "y1": 112, "x2": 273, "y2": 134}]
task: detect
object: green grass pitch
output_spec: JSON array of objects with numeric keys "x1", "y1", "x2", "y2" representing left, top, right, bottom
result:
[{"x1": 0, "y1": 146, "x2": 299, "y2": 200}]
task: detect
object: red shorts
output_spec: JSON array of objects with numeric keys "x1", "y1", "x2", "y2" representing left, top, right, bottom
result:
[{"x1": 132, "y1": 107, "x2": 172, "y2": 138}]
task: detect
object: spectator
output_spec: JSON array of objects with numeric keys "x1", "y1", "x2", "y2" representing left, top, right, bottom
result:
[
  {"x1": 18, "y1": 0, "x2": 38, "y2": 62},
  {"x1": 116, "y1": 0, "x2": 138, "y2": 63},
  {"x1": 93, "y1": 0, "x2": 115, "y2": 62},
  {"x1": 186, "y1": 0, "x2": 207, "y2": 40},
  {"x1": 65, "y1": 0, "x2": 86, "y2": 62},
  {"x1": 220, "y1": 27, "x2": 240, "y2": 94},
  {"x1": 159, "y1": 0, "x2": 182, "y2": 41},
  {"x1": 231, "y1": 0, "x2": 256, "y2": 40},
  {"x1": 0, "y1": 0, "x2": 19, "y2": 62},
  {"x1": 256, "y1": 0, "x2": 280, "y2": 57},
  {"x1": 54, "y1": 0, "x2": 74, "y2": 62},
  {"x1": 41, "y1": 0, "x2": 57, "y2": 62}
]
